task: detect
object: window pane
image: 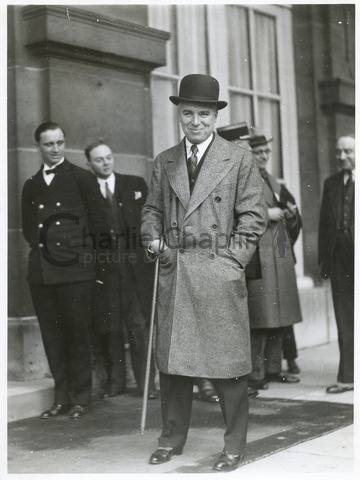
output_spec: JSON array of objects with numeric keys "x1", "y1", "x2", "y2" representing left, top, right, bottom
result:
[
  {"x1": 257, "y1": 98, "x2": 282, "y2": 177},
  {"x1": 230, "y1": 93, "x2": 253, "y2": 126},
  {"x1": 227, "y1": 6, "x2": 251, "y2": 89},
  {"x1": 254, "y1": 12, "x2": 279, "y2": 94},
  {"x1": 151, "y1": 78, "x2": 179, "y2": 155}
]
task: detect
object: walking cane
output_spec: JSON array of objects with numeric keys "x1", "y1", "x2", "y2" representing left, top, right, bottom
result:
[{"x1": 140, "y1": 254, "x2": 160, "y2": 435}]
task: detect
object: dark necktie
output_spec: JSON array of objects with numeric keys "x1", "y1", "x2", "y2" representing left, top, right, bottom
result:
[
  {"x1": 105, "y1": 181, "x2": 113, "y2": 201},
  {"x1": 188, "y1": 144, "x2": 198, "y2": 178}
]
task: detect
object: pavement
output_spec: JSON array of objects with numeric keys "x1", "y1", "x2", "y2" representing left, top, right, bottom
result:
[{"x1": 7, "y1": 341, "x2": 358, "y2": 478}]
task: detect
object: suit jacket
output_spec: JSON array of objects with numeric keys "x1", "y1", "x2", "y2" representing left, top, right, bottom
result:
[
  {"x1": 21, "y1": 159, "x2": 95, "y2": 285},
  {"x1": 84, "y1": 173, "x2": 154, "y2": 331},
  {"x1": 141, "y1": 134, "x2": 266, "y2": 378},
  {"x1": 318, "y1": 170, "x2": 354, "y2": 277}
]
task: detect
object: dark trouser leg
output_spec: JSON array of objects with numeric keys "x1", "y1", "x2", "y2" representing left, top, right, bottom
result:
[
  {"x1": 265, "y1": 328, "x2": 283, "y2": 375},
  {"x1": 158, "y1": 373, "x2": 194, "y2": 449},
  {"x1": 106, "y1": 330, "x2": 127, "y2": 392},
  {"x1": 282, "y1": 326, "x2": 298, "y2": 361},
  {"x1": 248, "y1": 329, "x2": 267, "y2": 385},
  {"x1": 29, "y1": 284, "x2": 69, "y2": 405},
  {"x1": 57, "y1": 281, "x2": 93, "y2": 406},
  {"x1": 212, "y1": 376, "x2": 248, "y2": 455},
  {"x1": 127, "y1": 323, "x2": 156, "y2": 394},
  {"x1": 331, "y1": 239, "x2": 354, "y2": 384}
]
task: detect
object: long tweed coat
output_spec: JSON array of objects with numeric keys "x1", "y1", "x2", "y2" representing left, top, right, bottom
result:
[
  {"x1": 141, "y1": 134, "x2": 266, "y2": 378},
  {"x1": 246, "y1": 172, "x2": 302, "y2": 329}
]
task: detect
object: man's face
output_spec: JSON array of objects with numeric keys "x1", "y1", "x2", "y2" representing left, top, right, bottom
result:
[
  {"x1": 178, "y1": 102, "x2": 218, "y2": 144},
  {"x1": 252, "y1": 143, "x2": 271, "y2": 171},
  {"x1": 336, "y1": 136, "x2": 355, "y2": 171},
  {"x1": 37, "y1": 128, "x2": 65, "y2": 167},
  {"x1": 87, "y1": 144, "x2": 114, "y2": 179}
]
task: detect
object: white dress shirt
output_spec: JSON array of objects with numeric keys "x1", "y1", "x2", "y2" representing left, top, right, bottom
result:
[
  {"x1": 42, "y1": 158, "x2": 65, "y2": 186},
  {"x1": 97, "y1": 172, "x2": 115, "y2": 198},
  {"x1": 185, "y1": 133, "x2": 214, "y2": 164}
]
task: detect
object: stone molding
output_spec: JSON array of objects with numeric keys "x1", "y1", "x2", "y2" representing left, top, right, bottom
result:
[
  {"x1": 22, "y1": 5, "x2": 170, "y2": 72},
  {"x1": 318, "y1": 77, "x2": 355, "y2": 114}
]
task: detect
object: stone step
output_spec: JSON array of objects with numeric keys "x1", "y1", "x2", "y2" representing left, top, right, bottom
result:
[{"x1": 8, "y1": 379, "x2": 54, "y2": 422}]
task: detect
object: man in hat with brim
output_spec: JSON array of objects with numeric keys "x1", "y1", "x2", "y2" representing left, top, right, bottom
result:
[
  {"x1": 141, "y1": 74, "x2": 266, "y2": 471},
  {"x1": 246, "y1": 133, "x2": 302, "y2": 391}
]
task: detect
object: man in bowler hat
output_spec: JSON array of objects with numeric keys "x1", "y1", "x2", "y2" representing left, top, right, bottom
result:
[{"x1": 141, "y1": 74, "x2": 266, "y2": 471}]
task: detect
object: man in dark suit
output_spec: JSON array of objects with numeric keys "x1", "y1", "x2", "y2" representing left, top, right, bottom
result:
[
  {"x1": 84, "y1": 141, "x2": 156, "y2": 398},
  {"x1": 142, "y1": 74, "x2": 266, "y2": 472},
  {"x1": 21, "y1": 122, "x2": 95, "y2": 419},
  {"x1": 319, "y1": 135, "x2": 355, "y2": 394}
]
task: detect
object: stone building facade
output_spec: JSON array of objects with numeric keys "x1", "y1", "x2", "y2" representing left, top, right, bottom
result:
[{"x1": 8, "y1": 4, "x2": 355, "y2": 384}]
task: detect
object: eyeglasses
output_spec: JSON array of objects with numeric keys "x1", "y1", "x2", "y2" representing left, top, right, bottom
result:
[{"x1": 252, "y1": 148, "x2": 271, "y2": 155}]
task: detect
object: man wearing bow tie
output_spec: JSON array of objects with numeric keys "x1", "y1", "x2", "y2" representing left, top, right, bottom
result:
[
  {"x1": 84, "y1": 141, "x2": 156, "y2": 399},
  {"x1": 319, "y1": 135, "x2": 355, "y2": 394},
  {"x1": 142, "y1": 74, "x2": 266, "y2": 471},
  {"x1": 21, "y1": 122, "x2": 95, "y2": 420}
]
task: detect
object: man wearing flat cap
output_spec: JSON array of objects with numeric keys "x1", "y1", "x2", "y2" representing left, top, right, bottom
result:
[{"x1": 141, "y1": 74, "x2": 266, "y2": 471}]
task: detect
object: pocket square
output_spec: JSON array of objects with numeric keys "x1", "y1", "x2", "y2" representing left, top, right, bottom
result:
[{"x1": 134, "y1": 191, "x2": 142, "y2": 200}]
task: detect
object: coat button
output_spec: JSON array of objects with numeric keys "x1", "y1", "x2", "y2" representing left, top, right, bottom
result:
[
  {"x1": 179, "y1": 248, "x2": 185, "y2": 254},
  {"x1": 56, "y1": 202, "x2": 61, "y2": 207},
  {"x1": 38, "y1": 204, "x2": 44, "y2": 209},
  {"x1": 211, "y1": 224, "x2": 217, "y2": 230},
  {"x1": 118, "y1": 202, "x2": 123, "y2": 207},
  {"x1": 39, "y1": 243, "x2": 44, "y2": 248},
  {"x1": 38, "y1": 223, "x2": 43, "y2": 229},
  {"x1": 215, "y1": 196, "x2": 221, "y2": 202},
  {"x1": 55, "y1": 221, "x2": 61, "y2": 226},
  {"x1": 209, "y1": 252, "x2": 216, "y2": 259},
  {"x1": 171, "y1": 221, "x2": 178, "y2": 227},
  {"x1": 56, "y1": 242, "x2": 61, "y2": 246}
]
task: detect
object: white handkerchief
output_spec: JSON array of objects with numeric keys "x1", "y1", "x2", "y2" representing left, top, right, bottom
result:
[{"x1": 134, "y1": 191, "x2": 142, "y2": 200}]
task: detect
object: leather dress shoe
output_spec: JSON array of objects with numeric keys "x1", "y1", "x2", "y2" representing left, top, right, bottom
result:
[
  {"x1": 326, "y1": 384, "x2": 354, "y2": 394},
  {"x1": 287, "y1": 359, "x2": 301, "y2": 374},
  {"x1": 40, "y1": 403, "x2": 69, "y2": 419},
  {"x1": 149, "y1": 446, "x2": 183, "y2": 465},
  {"x1": 213, "y1": 451, "x2": 244, "y2": 472},
  {"x1": 267, "y1": 373, "x2": 300, "y2": 383},
  {"x1": 148, "y1": 390, "x2": 158, "y2": 400},
  {"x1": 69, "y1": 404, "x2": 88, "y2": 420},
  {"x1": 197, "y1": 379, "x2": 219, "y2": 403}
]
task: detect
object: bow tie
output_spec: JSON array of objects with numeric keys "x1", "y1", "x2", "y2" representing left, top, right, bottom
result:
[{"x1": 44, "y1": 164, "x2": 62, "y2": 175}]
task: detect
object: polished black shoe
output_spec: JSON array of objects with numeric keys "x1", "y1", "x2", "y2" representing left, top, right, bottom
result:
[
  {"x1": 197, "y1": 379, "x2": 219, "y2": 403},
  {"x1": 267, "y1": 373, "x2": 300, "y2": 383},
  {"x1": 287, "y1": 359, "x2": 301, "y2": 374},
  {"x1": 213, "y1": 451, "x2": 244, "y2": 472},
  {"x1": 148, "y1": 390, "x2": 158, "y2": 400},
  {"x1": 69, "y1": 404, "x2": 88, "y2": 420},
  {"x1": 149, "y1": 447, "x2": 183, "y2": 465},
  {"x1": 40, "y1": 403, "x2": 69, "y2": 419}
]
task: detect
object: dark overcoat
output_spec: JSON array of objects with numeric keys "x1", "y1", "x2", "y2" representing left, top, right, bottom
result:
[
  {"x1": 84, "y1": 173, "x2": 154, "y2": 333},
  {"x1": 21, "y1": 159, "x2": 95, "y2": 285},
  {"x1": 246, "y1": 172, "x2": 302, "y2": 329},
  {"x1": 318, "y1": 171, "x2": 354, "y2": 277},
  {"x1": 141, "y1": 134, "x2": 266, "y2": 378}
]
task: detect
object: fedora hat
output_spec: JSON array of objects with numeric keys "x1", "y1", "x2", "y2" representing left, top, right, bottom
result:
[
  {"x1": 248, "y1": 134, "x2": 273, "y2": 148},
  {"x1": 169, "y1": 74, "x2": 227, "y2": 110},
  {"x1": 217, "y1": 122, "x2": 249, "y2": 141}
]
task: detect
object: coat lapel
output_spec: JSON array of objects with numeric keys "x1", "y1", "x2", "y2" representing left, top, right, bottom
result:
[
  {"x1": 184, "y1": 135, "x2": 235, "y2": 220},
  {"x1": 164, "y1": 140, "x2": 190, "y2": 210}
]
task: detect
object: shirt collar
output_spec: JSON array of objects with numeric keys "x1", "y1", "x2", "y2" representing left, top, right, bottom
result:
[
  {"x1": 43, "y1": 157, "x2": 65, "y2": 171},
  {"x1": 96, "y1": 172, "x2": 115, "y2": 191},
  {"x1": 185, "y1": 133, "x2": 214, "y2": 162}
]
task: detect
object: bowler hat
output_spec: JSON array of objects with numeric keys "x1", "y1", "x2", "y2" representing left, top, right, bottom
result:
[
  {"x1": 248, "y1": 134, "x2": 273, "y2": 148},
  {"x1": 169, "y1": 74, "x2": 227, "y2": 110},
  {"x1": 217, "y1": 122, "x2": 249, "y2": 141}
]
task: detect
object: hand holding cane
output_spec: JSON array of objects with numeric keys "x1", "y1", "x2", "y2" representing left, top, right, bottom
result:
[{"x1": 140, "y1": 240, "x2": 163, "y2": 435}]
